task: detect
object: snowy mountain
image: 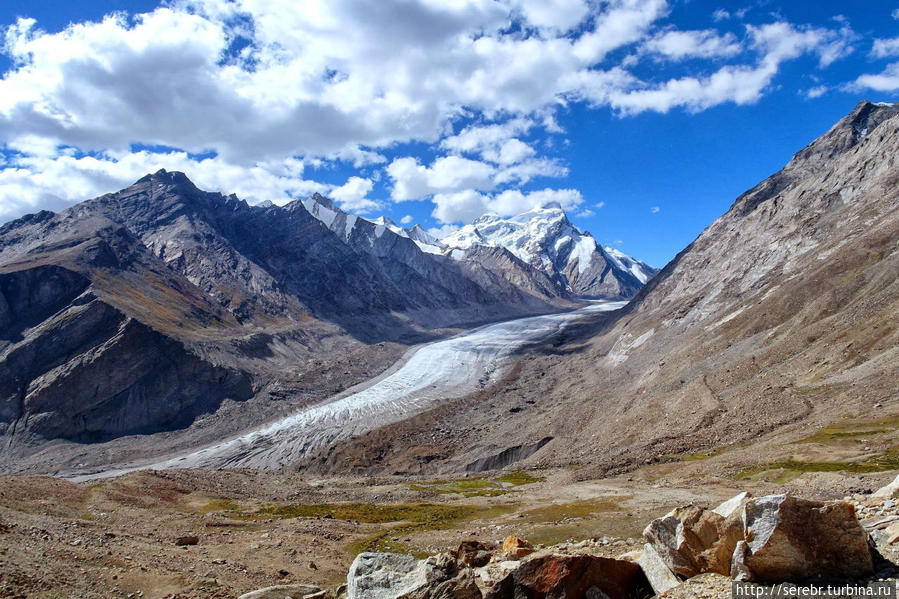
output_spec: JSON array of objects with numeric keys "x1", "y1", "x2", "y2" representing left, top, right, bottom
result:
[
  {"x1": 303, "y1": 194, "x2": 445, "y2": 255},
  {"x1": 300, "y1": 192, "x2": 570, "y2": 311},
  {"x1": 441, "y1": 204, "x2": 657, "y2": 299}
]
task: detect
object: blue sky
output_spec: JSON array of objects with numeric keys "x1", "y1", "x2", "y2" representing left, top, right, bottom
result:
[{"x1": 1, "y1": 1, "x2": 898, "y2": 267}]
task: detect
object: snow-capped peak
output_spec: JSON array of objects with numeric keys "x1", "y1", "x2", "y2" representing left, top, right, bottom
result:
[
  {"x1": 442, "y1": 205, "x2": 657, "y2": 298},
  {"x1": 604, "y1": 246, "x2": 656, "y2": 284}
]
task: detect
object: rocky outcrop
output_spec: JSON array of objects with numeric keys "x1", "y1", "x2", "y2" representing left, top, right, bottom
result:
[
  {"x1": 731, "y1": 495, "x2": 873, "y2": 583},
  {"x1": 484, "y1": 554, "x2": 651, "y2": 599},
  {"x1": 453, "y1": 541, "x2": 496, "y2": 568},
  {"x1": 347, "y1": 552, "x2": 481, "y2": 599},
  {"x1": 643, "y1": 503, "x2": 743, "y2": 577},
  {"x1": 636, "y1": 543, "x2": 680, "y2": 595}
]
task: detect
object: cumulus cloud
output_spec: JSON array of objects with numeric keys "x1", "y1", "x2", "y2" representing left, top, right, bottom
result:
[
  {"x1": 0, "y1": 0, "x2": 865, "y2": 221},
  {"x1": 0, "y1": 150, "x2": 327, "y2": 222},
  {"x1": 400, "y1": 214, "x2": 414, "y2": 225},
  {"x1": 650, "y1": 206, "x2": 660, "y2": 213},
  {"x1": 853, "y1": 62, "x2": 899, "y2": 92},
  {"x1": 387, "y1": 156, "x2": 496, "y2": 202},
  {"x1": 871, "y1": 37, "x2": 899, "y2": 58},
  {"x1": 330, "y1": 176, "x2": 379, "y2": 213},
  {"x1": 605, "y1": 21, "x2": 856, "y2": 115},
  {"x1": 431, "y1": 187, "x2": 583, "y2": 224},
  {"x1": 643, "y1": 29, "x2": 742, "y2": 61}
]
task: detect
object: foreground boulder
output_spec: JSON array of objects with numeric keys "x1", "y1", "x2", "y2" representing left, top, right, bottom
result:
[
  {"x1": 731, "y1": 494, "x2": 873, "y2": 583},
  {"x1": 453, "y1": 541, "x2": 496, "y2": 568},
  {"x1": 347, "y1": 552, "x2": 480, "y2": 599},
  {"x1": 636, "y1": 544, "x2": 680, "y2": 595},
  {"x1": 643, "y1": 503, "x2": 743, "y2": 578},
  {"x1": 484, "y1": 554, "x2": 651, "y2": 599},
  {"x1": 501, "y1": 536, "x2": 535, "y2": 559}
]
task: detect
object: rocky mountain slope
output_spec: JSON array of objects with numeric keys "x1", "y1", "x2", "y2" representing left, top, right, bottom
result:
[
  {"x1": 301, "y1": 193, "x2": 571, "y2": 312},
  {"x1": 442, "y1": 205, "x2": 657, "y2": 299},
  {"x1": 0, "y1": 171, "x2": 590, "y2": 471},
  {"x1": 326, "y1": 101, "x2": 899, "y2": 476}
]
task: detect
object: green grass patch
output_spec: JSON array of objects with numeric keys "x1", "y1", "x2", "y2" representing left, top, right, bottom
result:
[
  {"x1": 733, "y1": 447, "x2": 899, "y2": 481},
  {"x1": 257, "y1": 502, "x2": 484, "y2": 523},
  {"x1": 521, "y1": 497, "x2": 629, "y2": 523},
  {"x1": 408, "y1": 470, "x2": 544, "y2": 497},
  {"x1": 343, "y1": 503, "x2": 516, "y2": 556},
  {"x1": 795, "y1": 414, "x2": 899, "y2": 445},
  {"x1": 672, "y1": 446, "x2": 734, "y2": 462},
  {"x1": 493, "y1": 470, "x2": 546, "y2": 485}
]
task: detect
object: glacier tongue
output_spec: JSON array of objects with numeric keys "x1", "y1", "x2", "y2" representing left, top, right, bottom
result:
[{"x1": 70, "y1": 301, "x2": 626, "y2": 476}]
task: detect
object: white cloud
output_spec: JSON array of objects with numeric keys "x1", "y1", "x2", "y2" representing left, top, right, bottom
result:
[
  {"x1": 595, "y1": 201, "x2": 605, "y2": 209},
  {"x1": 606, "y1": 22, "x2": 856, "y2": 115},
  {"x1": 431, "y1": 187, "x2": 583, "y2": 224},
  {"x1": 387, "y1": 156, "x2": 496, "y2": 201},
  {"x1": 573, "y1": 0, "x2": 669, "y2": 63},
  {"x1": 0, "y1": 149, "x2": 326, "y2": 222},
  {"x1": 893, "y1": 8, "x2": 899, "y2": 20},
  {"x1": 509, "y1": 0, "x2": 590, "y2": 33},
  {"x1": 853, "y1": 62, "x2": 899, "y2": 92},
  {"x1": 712, "y1": 8, "x2": 749, "y2": 22},
  {"x1": 643, "y1": 29, "x2": 742, "y2": 61},
  {"x1": 400, "y1": 214, "x2": 413, "y2": 225},
  {"x1": 650, "y1": 206, "x2": 660, "y2": 213},
  {"x1": 426, "y1": 223, "x2": 460, "y2": 240},
  {"x1": 0, "y1": 0, "x2": 866, "y2": 221},
  {"x1": 489, "y1": 139, "x2": 537, "y2": 165},
  {"x1": 330, "y1": 176, "x2": 378, "y2": 213},
  {"x1": 872, "y1": 37, "x2": 899, "y2": 58},
  {"x1": 576, "y1": 208, "x2": 595, "y2": 217},
  {"x1": 806, "y1": 85, "x2": 828, "y2": 98}
]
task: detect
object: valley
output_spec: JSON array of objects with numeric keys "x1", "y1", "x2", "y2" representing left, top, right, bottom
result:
[
  {"x1": 0, "y1": 100, "x2": 897, "y2": 599},
  {"x1": 64, "y1": 301, "x2": 626, "y2": 479}
]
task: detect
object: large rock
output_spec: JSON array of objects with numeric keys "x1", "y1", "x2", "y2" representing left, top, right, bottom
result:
[
  {"x1": 347, "y1": 552, "x2": 481, "y2": 599},
  {"x1": 484, "y1": 554, "x2": 651, "y2": 599},
  {"x1": 643, "y1": 504, "x2": 743, "y2": 578},
  {"x1": 872, "y1": 474, "x2": 899, "y2": 499},
  {"x1": 731, "y1": 494, "x2": 873, "y2": 583},
  {"x1": 636, "y1": 544, "x2": 680, "y2": 595},
  {"x1": 500, "y1": 536, "x2": 534, "y2": 559},
  {"x1": 453, "y1": 541, "x2": 496, "y2": 568}
]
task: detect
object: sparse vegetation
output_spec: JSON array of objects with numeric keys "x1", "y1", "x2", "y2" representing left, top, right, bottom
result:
[
  {"x1": 520, "y1": 497, "x2": 628, "y2": 523},
  {"x1": 795, "y1": 414, "x2": 899, "y2": 445},
  {"x1": 341, "y1": 503, "x2": 515, "y2": 556},
  {"x1": 733, "y1": 447, "x2": 899, "y2": 481},
  {"x1": 200, "y1": 498, "x2": 240, "y2": 513},
  {"x1": 408, "y1": 470, "x2": 544, "y2": 497}
]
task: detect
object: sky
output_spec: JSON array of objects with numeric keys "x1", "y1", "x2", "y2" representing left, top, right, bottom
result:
[{"x1": 1, "y1": 1, "x2": 898, "y2": 268}]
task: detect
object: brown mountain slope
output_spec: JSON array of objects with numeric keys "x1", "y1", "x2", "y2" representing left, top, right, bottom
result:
[{"x1": 322, "y1": 101, "x2": 899, "y2": 476}]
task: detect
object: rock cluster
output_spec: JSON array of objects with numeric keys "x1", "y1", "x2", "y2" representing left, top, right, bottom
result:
[
  {"x1": 239, "y1": 491, "x2": 890, "y2": 599},
  {"x1": 640, "y1": 492, "x2": 878, "y2": 594}
]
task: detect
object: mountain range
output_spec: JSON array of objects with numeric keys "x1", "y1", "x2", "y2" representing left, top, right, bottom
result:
[
  {"x1": 304, "y1": 100, "x2": 899, "y2": 476},
  {"x1": 3, "y1": 101, "x2": 896, "y2": 478},
  {"x1": 0, "y1": 170, "x2": 652, "y2": 469}
]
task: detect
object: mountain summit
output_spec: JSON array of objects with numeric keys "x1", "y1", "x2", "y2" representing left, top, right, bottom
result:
[{"x1": 441, "y1": 205, "x2": 657, "y2": 299}]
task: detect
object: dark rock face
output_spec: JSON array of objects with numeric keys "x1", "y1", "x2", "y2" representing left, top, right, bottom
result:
[
  {"x1": 485, "y1": 554, "x2": 652, "y2": 599},
  {"x1": 301, "y1": 193, "x2": 572, "y2": 320}
]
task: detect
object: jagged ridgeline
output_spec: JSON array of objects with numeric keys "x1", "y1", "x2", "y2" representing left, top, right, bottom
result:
[{"x1": 0, "y1": 168, "x2": 652, "y2": 469}]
